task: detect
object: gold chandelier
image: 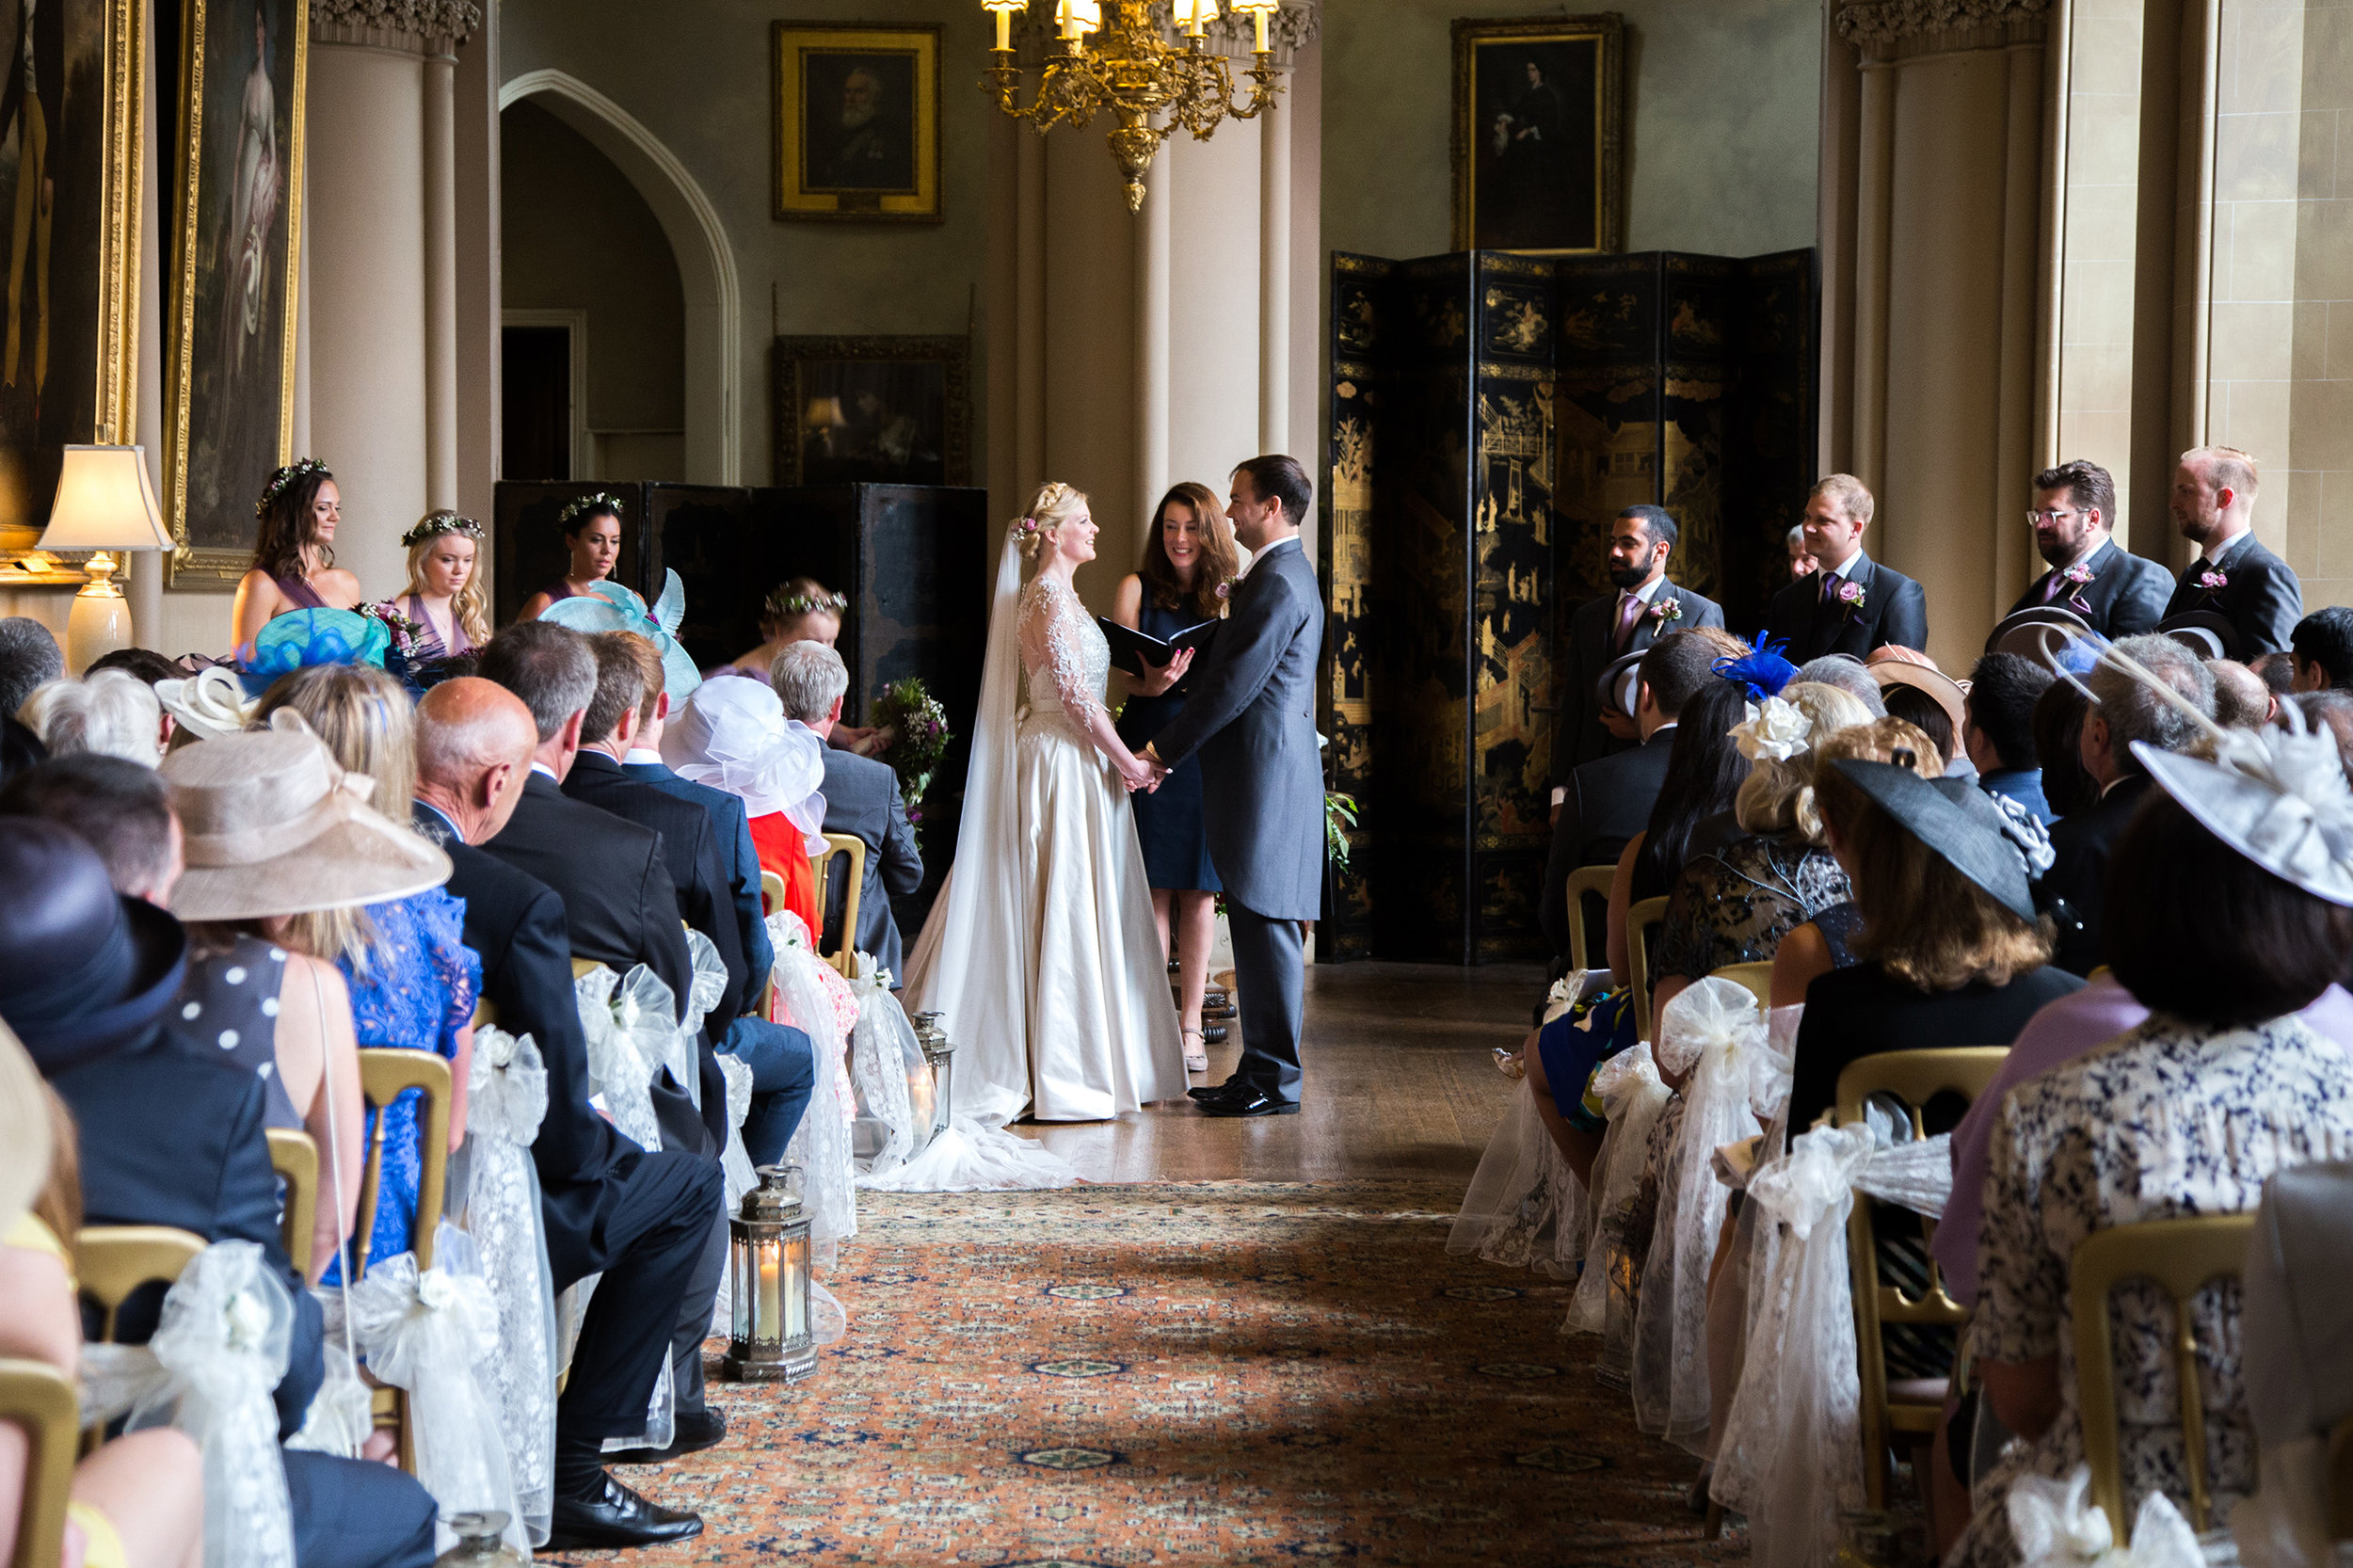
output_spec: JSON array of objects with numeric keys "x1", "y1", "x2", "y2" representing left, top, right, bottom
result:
[{"x1": 982, "y1": 0, "x2": 1285, "y2": 213}]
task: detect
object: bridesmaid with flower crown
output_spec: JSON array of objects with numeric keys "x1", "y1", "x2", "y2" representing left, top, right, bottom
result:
[
  {"x1": 231, "y1": 458, "x2": 362, "y2": 653},
  {"x1": 1110, "y1": 481, "x2": 1240, "y2": 1075},
  {"x1": 395, "y1": 511, "x2": 489, "y2": 662},
  {"x1": 516, "y1": 492, "x2": 625, "y2": 621}
]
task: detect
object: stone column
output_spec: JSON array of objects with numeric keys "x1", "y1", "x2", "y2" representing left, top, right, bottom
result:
[
  {"x1": 304, "y1": 0, "x2": 479, "y2": 599},
  {"x1": 1820, "y1": 0, "x2": 2052, "y2": 670}
]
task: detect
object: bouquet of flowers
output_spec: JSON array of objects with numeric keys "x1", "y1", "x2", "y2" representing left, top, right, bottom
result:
[
  {"x1": 360, "y1": 600, "x2": 427, "y2": 664},
  {"x1": 872, "y1": 678, "x2": 952, "y2": 842}
]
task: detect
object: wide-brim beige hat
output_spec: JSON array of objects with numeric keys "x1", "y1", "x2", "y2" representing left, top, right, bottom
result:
[
  {"x1": 1870, "y1": 659, "x2": 1968, "y2": 738},
  {"x1": 160, "y1": 710, "x2": 450, "y2": 921}
]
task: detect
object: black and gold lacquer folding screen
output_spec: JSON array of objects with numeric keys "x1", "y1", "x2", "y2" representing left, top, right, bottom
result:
[{"x1": 1322, "y1": 248, "x2": 1817, "y2": 964}]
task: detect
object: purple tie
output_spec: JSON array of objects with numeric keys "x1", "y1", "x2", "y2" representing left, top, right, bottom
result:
[
  {"x1": 2041, "y1": 571, "x2": 2068, "y2": 604},
  {"x1": 1614, "y1": 592, "x2": 1644, "y2": 649}
]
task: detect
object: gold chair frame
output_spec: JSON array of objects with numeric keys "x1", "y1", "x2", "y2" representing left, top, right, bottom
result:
[
  {"x1": 1709, "y1": 960, "x2": 1775, "y2": 1010},
  {"x1": 1625, "y1": 894, "x2": 1669, "y2": 1042},
  {"x1": 354, "y1": 1048, "x2": 453, "y2": 1473},
  {"x1": 809, "y1": 833, "x2": 867, "y2": 979},
  {"x1": 2069, "y1": 1213, "x2": 2256, "y2": 1542},
  {"x1": 0, "y1": 1356, "x2": 80, "y2": 1568},
  {"x1": 1561, "y1": 863, "x2": 1614, "y2": 974},
  {"x1": 1836, "y1": 1047, "x2": 2009, "y2": 1507},
  {"x1": 265, "y1": 1127, "x2": 319, "y2": 1280},
  {"x1": 73, "y1": 1225, "x2": 206, "y2": 1344}
]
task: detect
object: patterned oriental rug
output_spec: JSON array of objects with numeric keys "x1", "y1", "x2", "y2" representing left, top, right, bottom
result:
[{"x1": 585, "y1": 1181, "x2": 1747, "y2": 1566}]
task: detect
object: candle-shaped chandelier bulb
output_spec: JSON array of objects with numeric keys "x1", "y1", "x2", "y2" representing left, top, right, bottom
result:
[
  {"x1": 984, "y1": 0, "x2": 1022, "y2": 51},
  {"x1": 1172, "y1": 0, "x2": 1219, "y2": 37},
  {"x1": 1231, "y1": 0, "x2": 1277, "y2": 52},
  {"x1": 1055, "y1": 0, "x2": 1101, "y2": 40}
]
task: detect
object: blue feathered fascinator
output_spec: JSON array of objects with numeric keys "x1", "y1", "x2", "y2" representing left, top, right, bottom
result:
[
  {"x1": 1713, "y1": 633, "x2": 1799, "y2": 702},
  {"x1": 536, "y1": 570, "x2": 702, "y2": 702},
  {"x1": 240, "y1": 609, "x2": 390, "y2": 696}
]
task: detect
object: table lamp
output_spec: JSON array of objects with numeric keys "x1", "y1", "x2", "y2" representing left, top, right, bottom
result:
[{"x1": 39, "y1": 445, "x2": 171, "y2": 673}]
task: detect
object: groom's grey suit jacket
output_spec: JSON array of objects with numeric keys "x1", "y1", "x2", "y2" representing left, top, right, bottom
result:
[{"x1": 1148, "y1": 536, "x2": 1326, "y2": 921}]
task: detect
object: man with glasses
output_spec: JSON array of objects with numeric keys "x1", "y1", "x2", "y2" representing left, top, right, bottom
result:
[{"x1": 2007, "y1": 459, "x2": 2171, "y2": 637}]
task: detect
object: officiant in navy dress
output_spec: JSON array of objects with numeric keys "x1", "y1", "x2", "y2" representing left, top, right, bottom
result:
[{"x1": 1112, "y1": 481, "x2": 1241, "y2": 1075}]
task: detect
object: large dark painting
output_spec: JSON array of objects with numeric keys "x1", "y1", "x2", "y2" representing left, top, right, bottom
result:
[
  {"x1": 771, "y1": 334, "x2": 968, "y2": 488},
  {"x1": 772, "y1": 24, "x2": 939, "y2": 222},
  {"x1": 0, "y1": 0, "x2": 137, "y2": 560},
  {"x1": 162, "y1": 0, "x2": 307, "y2": 585},
  {"x1": 1452, "y1": 15, "x2": 1623, "y2": 256}
]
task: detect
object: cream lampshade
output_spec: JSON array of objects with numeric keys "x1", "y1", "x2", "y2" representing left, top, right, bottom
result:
[{"x1": 38, "y1": 445, "x2": 171, "y2": 674}]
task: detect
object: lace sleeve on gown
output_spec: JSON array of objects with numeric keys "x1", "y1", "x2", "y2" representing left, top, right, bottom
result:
[
  {"x1": 416, "y1": 888, "x2": 484, "y2": 1055},
  {"x1": 1019, "y1": 578, "x2": 1102, "y2": 724}
]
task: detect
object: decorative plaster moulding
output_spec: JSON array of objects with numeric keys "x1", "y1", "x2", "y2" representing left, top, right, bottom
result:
[
  {"x1": 308, "y1": 0, "x2": 482, "y2": 54},
  {"x1": 1834, "y1": 0, "x2": 2046, "y2": 56}
]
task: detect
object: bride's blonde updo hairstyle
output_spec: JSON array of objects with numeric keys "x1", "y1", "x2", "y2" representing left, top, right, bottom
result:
[{"x1": 1012, "y1": 481, "x2": 1088, "y2": 564}]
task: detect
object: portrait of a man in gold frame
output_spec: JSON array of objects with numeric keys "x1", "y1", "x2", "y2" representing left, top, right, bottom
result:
[
  {"x1": 773, "y1": 22, "x2": 941, "y2": 223},
  {"x1": 1451, "y1": 14, "x2": 1624, "y2": 256}
]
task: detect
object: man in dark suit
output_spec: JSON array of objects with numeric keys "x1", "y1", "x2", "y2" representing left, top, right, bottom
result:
[
  {"x1": 2006, "y1": 459, "x2": 2172, "y2": 637},
  {"x1": 770, "y1": 639, "x2": 923, "y2": 978},
  {"x1": 1763, "y1": 474, "x2": 1929, "y2": 662},
  {"x1": 2291, "y1": 606, "x2": 2353, "y2": 694},
  {"x1": 411, "y1": 679, "x2": 719, "y2": 1548},
  {"x1": 1539, "y1": 630, "x2": 1722, "y2": 962},
  {"x1": 2163, "y1": 445, "x2": 2302, "y2": 656},
  {"x1": 1961, "y1": 652, "x2": 2056, "y2": 825},
  {"x1": 1551, "y1": 504, "x2": 1725, "y2": 814},
  {"x1": 2039, "y1": 634, "x2": 2214, "y2": 974},
  {"x1": 571, "y1": 633, "x2": 814, "y2": 1168},
  {"x1": 0, "y1": 821, "x2": 440, "y2": 1568}
]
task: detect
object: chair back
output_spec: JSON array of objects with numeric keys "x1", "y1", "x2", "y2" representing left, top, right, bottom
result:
[
  {"x1": 1709, "y1": 960, "x2": 1775, "y2": 1010},
  {"x1": 1561, "y1": 863, "x2": 1614, "y2": 973},
  {"x1": 809, "y1": 832, "x2": 867, "y2": 978},
  {"x1": 73, "y1": 1225, "x2": 206, "y2": 1343},
  {"x1": 1625, "y1": 895, "x2": 1670, "y2": 1042},
  {"x1": 2069, "y1": 1213, "x2": 2257, "y2": 1541},
  {"x1": 760, "y1": 868, "x2": 789, "y2": 917},
  {"x1": 265, "y1": 1127, "x2": 320, "y2": 1280},
  {"x1": 353, "y1": 1048, "x2": 453, "y2": 1274},
  {"x1": 0, "y1": 1357, "x2": 79, "y2": 1568},
  {"x1": 570, "y1": 956, "x2": 598, "y2": 981},
  {"x1": 1835, "y1": 1046, "x2": 2009, "y2": 1507}
]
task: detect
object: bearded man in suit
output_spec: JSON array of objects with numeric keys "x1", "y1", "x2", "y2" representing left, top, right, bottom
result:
[
  {"x1": 1551, "y1": 504, "x2": 1724, "y2": 819},
  {"x1": 2006, "y1": 459, "x2": 2172, "y2": 637},
  {"x1": 1763, "y1": 473, "x2": 1929, "y2": 662},
  {"x1": 2162, "y1": 445, "x2": 2303, "y2": 657}
]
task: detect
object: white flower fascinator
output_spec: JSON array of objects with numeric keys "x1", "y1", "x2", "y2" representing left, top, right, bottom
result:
[{"x1": 1730, "y1": 695, "x2": 1813, "y2": 763}]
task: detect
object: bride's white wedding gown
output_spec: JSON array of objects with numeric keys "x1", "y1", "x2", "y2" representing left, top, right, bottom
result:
[{"x1": 899, "y1": 552, "x2": 1186, "y2": 1169}]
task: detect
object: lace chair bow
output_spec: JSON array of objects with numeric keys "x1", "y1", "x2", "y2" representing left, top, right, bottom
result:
[
  {"x1": 1566, "y1": 1041, "x2": 1673, "y2": 1352},
  {"x1": 2009, "y1": 1465, "x2": 2206, "y2": 1568},
  {"x1": 846, "y1": 952, "x2": 929, "y2": 1183},
  {"x1": 573, "y1": 963, "x2": 675, "y2": 1154},
  {"x1": 459, "y1": 1024, "x2": 556, "y2": 1544},
  {"x1": 673, "y1": 930, "x2": 730, "y2": 1111}
]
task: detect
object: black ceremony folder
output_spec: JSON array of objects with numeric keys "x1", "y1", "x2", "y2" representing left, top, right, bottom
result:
[{"x1": 1096, "y1": 616, "x2": 1219, "y2": 678}]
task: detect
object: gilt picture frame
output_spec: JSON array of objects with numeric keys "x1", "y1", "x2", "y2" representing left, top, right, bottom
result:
[
  {"x1": 772, "y1": 334, "x2": 968, "y2": 488},
  {"x1": 0, "y1": 0, "x2": 145, "y2": 574},
  {"x1": 161, "y1": 0, "x2": 307, "y2": 587},
  {"x1": 773, "y1": 22, "x2": 941, "y2": 224},
  {"x1": 1451, "y1": 14, "x2": 1624, "y2": 256}
]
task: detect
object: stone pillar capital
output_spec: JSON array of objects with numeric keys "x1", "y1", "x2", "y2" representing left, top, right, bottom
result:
[
  {"x1": 1834, "y1": 0, "x2": 2045, "y2": 60},
  {"x1": 309, "y1": 0, "x2": 481, "y2": 56}
]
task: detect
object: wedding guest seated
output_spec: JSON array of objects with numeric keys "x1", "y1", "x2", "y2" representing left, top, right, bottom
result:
[
  {"x1": 0, "y1": 1038, "x2": 208, "y2": 1568},
  {"x1": 1791, "y1": 654, "x2": 1887, "y2": 716},
  {"x1": 1603, "y1": 680, "x2": 1753, "y2": 987},
  {"x1": 774, "y1": 639, "x2": 922, "y2": 978},
  {"x1": 572, "y1": 632, "x2": 814, "y2": 1169},
  {"x1": 0, "y1": 712, "x2": 40, "y2": 786},
  {"x1": 2208, "y1": 658, "x2": 2274, "y2": 727},
  {"x1": 1785, "y1": 755, "x2": 2081, "y2": 1140},
  {"x1": 393, "y1": 511, "x2": 488, "y2": 663},
  {"x1": 2290, "y1": 604, "x2": 2353, "y2": 692},
  {"x1": 1647, "y1": 680, "x2": 1873, "y2": 1020},
  {"x1": 2040, "y1": 632, "x2": 2215, "y2": 973},
  {"x1": 2294, "y1": 690, "x2": 2353, "y2": 777},
  {"x1": 231, "y1": 461, "x2": 361, "y2": 653},
  {"x1": 661, "y1": 675, "x2": 828, "y2": 939},
  {"x1": 17, "y1": 670, "x2": 166, "y2": 764},
  {"x1": 516, "y1": 493, "x2": 625, "y2": 621},
  {"x1": 2250, "y1": 648, "x2": 2298, "y2": 700},
  {"x1": 85, "y1": 648, "x2": 185, "y2": 749},
  {"x1": 1950, "y1": 725, "x2": 2353, "y2": 1568},
  {"x1": 0, "y1": 821, "x2": 440, "y2": 1568},
  {"x1": 0, "y1": 615, "x2": 61, "y2": 713},
  {"x1": 1785, "y1": 523, "x2": 1817, "y2": 582},
  {"x1": 1542, "y1": 628, "x2": 1737, "y2": 963},
  {"x1": 410, "y1": 679, "x2": 724, "y2": 1541},
  {"x1": 252, "y1": 667, "x2": 476, "y2": 1277},
  {"x1": 1963, "y1": 652, "x2": 2056, "y2": 824},
  {"x1": 0, "y1": 754, "x2": 182, "y2": 906},
  {"x1": 2032, "y1": 676, "x2": 2099, "y2": 820},
  {"x1": 1881, "y1": 682, "x2": 1961, "y2": 774},
  {"x1": 711, "y1": 579, "x2": 887, "y2": 755}
]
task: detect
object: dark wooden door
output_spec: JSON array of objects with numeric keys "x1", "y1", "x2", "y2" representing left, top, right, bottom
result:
[{"x1": 502, "y1": 326, "x2": 571, "y2": 482}]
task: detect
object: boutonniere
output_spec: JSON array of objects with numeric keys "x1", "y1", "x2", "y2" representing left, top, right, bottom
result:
[
  {"x1": 1831, "y1": 578, "x2": 1866, "y2": 616},
  {"x1": 1215, "y1": 580, "x2": 1231, "y2": 600},
  {"x1": 2199, "y1": 569, "x2": 2229, "y2": 591},
  {"x1": 1646, "y1": 597, "x2": 1683, "y2": 627},
  {"x1": 2059, "y1": 560, "x2": 2096, "y2": 614}
]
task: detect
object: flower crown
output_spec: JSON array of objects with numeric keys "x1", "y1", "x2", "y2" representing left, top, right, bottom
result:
[
  {"x1": 400, "y1": 511, "x2": 482, "y2": 548},
  {"x1": 254, "y1": 458, "x2": 329, "y2": 520},
  {"x1": 763, "y1": 585, "x2": 849, "y2": 620},
  {"x1": 557, "y1": 492, "x2": 627, "y2": 528}
]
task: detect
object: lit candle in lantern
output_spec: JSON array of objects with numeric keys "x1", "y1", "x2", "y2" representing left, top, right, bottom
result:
[{"x1": 722, "y1": 1164, "x2": 818, "y2": 1383}]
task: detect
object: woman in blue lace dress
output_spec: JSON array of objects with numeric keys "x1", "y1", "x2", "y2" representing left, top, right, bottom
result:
[{"x1": 257, "y1": 665, "x2": 479, "y2": 1275}]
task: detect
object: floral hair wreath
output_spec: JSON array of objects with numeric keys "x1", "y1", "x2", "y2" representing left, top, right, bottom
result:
[
  {"x1": 762, "y1": 585, "x2": 849, "y2": 620},
  {"x1": 399, "y1": 511, "x2": 483, "y2": 549},
  {"x1": 557, "y1": 491, "x2": 628, "y2": 528},
  {"x1": 254, "y1": 457, "x2": 329, "y2": 520}
]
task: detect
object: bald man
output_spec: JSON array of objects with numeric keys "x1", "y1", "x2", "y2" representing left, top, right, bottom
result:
[{"x1": 411, "y1": 679, "x2": 718, "y2": 1549}]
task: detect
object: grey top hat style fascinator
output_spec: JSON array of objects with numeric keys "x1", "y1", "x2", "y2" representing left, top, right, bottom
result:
[{"x1": 1827, "y1": 759, "x2": 2041, "y2": 922}]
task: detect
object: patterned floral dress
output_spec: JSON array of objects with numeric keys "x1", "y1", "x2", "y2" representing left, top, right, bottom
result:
[
  {"x1": 1955, "y1": 1014, "x2": 2353, "y2": 1566},
  {"x1": 328, "y1": 888, "x2": 481, "y2": 1279},
  {"x1": 1649, "y1": 831, "x2": 1851, "y2": 991}
]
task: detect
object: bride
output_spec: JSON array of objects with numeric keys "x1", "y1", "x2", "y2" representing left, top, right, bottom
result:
[{"x1": 902, "y1": 481, "x2": 1188, "y2": 1139}]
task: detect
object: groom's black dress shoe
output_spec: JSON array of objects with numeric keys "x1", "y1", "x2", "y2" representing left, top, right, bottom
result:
[
  {"x1": 1197, "y1": 1088, "x2": 1299, "y2": 1117},
  {"x1": 545, "y1": 1472, "x2": 704, "y2": 1550},
  {"x1": 1188, "y1": 1078, "x2": 1245, "y2": 1101},
  {"x1": 604, "y1": 1406, "x2": 727, "y2": 1464}
]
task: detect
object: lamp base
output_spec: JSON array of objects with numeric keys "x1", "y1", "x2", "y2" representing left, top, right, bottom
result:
[
  {"x1": 66, "y1": 568, "x2": 133, "y2": 675},
  {"x1": 719, "y1": 1344, "x2": 819, "y2": 1384}
]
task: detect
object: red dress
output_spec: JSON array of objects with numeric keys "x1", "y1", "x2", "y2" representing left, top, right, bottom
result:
[{"x1": 749, "y1": 811, "x2": 823, "y2": 936}]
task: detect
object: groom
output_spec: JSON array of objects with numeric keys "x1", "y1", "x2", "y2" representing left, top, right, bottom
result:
[{"x1": 1141, "y1": 455, "x2": 1327, "y2": 1117}]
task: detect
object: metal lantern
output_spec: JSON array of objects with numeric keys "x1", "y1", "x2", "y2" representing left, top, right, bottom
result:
[
  {"x1": 911, "y1": 1011, "x2": 955, "y2": 1143},
  {"x1": 722, "y1": 1164, "x2": 816, "y2": 1383},
  {"x1": 432, "y1": 1513, "x2": 525, "y2": 1568}
]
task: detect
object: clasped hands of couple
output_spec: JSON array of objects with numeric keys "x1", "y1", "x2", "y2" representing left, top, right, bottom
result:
[{"x1": 1117, "y1": 644, "x2": 1194, "y2": 795}]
